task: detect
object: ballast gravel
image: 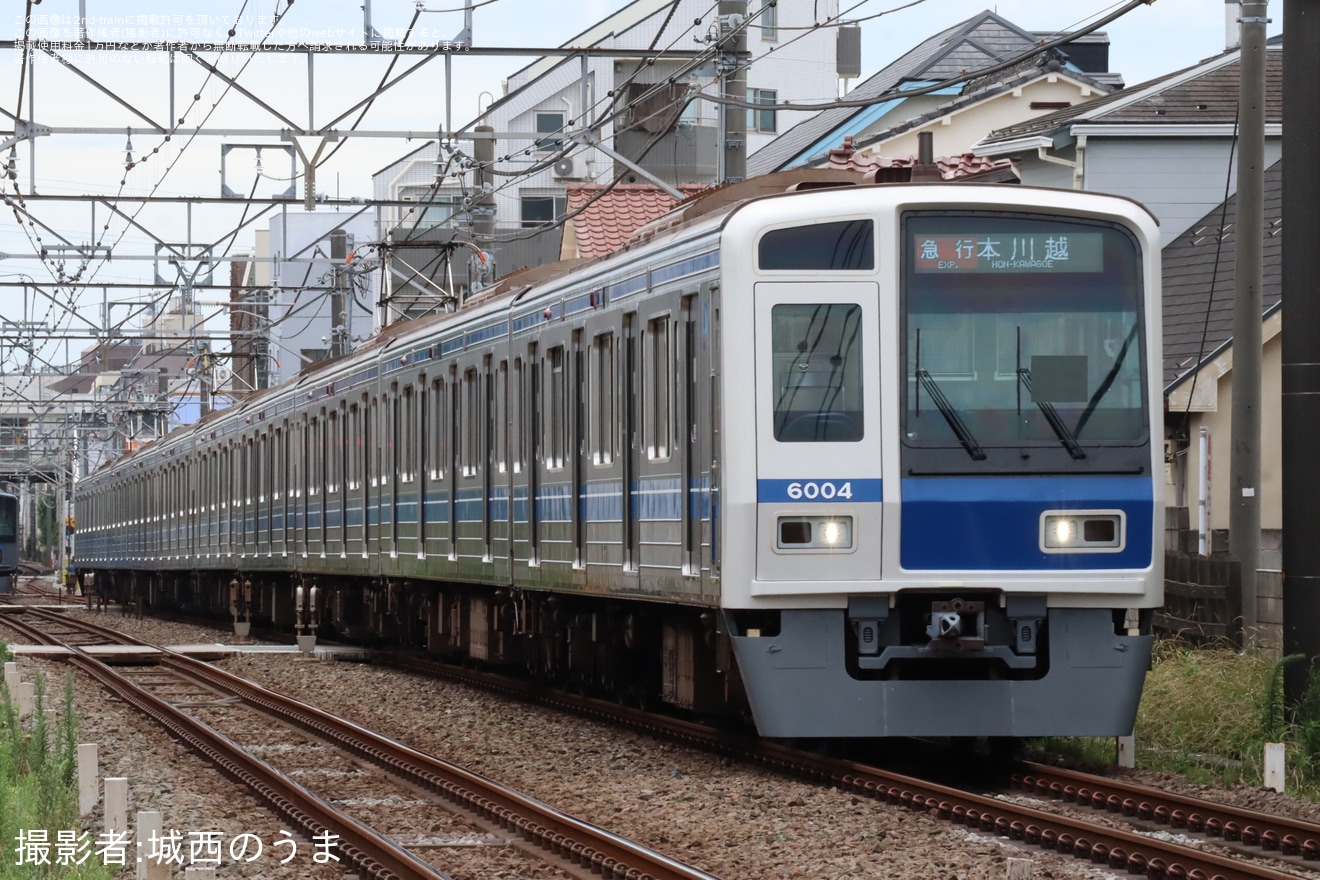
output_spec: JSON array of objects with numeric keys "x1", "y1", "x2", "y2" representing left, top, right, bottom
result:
[{"x1": 2, "y1": 603, "x2": 1316, "y2": 880}]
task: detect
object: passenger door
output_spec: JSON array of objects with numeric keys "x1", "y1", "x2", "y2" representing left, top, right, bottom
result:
[{"x1": 752, "y1": 283, "x2": 883, "y2": 588}]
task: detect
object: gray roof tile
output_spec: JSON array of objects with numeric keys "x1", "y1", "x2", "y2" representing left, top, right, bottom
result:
[
  {"x1": 1162, "y1": 158, "x2": 1282, "y2": 392},
  {"x1": 747, "y1": 10, "x2": 1105, "y2": 175},
  {"x1": 980, "y1": 39, "x2": 1282, "y2": 149}
]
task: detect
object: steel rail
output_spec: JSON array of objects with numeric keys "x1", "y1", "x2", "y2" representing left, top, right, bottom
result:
[
  {"x1": 0, "y1": 610, "x2": 451, "y2": 880},
  {"x1": 167, "y1": 652, "x2": 722, "y2": 880},
  {"x1": 1013, "y1": 762, "x2": 1320, "y2": 861},
  {"x1": 379, "y1": 656, "x2": 1309, "y2": 880},
  {"x1": 13, "y1": 607, "x2": 722, "y2": 880},
  {"x1": 13, "y1": 607, "x2": 1307, "y2": 880}
]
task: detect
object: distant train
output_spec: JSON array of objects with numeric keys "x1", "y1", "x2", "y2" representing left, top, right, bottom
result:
[
  {"x1": 76, "y1": 177, "x2": 1163, "y2": 738},
  {"x1": 0, "y1": 492, "x2": 17, "y2": 592}
]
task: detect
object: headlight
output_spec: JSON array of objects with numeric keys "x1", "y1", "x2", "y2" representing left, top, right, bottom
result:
[
  {"x1": 1041, "y1": 511, "x2": 1124, "y2": 552},
  {"x1": 777, "y1": 516, "x2": 853, "y2": 550}
]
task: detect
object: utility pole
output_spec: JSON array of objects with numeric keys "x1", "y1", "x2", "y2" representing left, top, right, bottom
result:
[
  {"x1": 199, "y1": 347, "x2": 213, "y2": 417},
  {"x1": 329, "y1": 229, "x2": 348, "y2": 358},
  {"x1": 471, "y1": 124, "x2": 497, "y2": 299},
  {"x1": 1281, "y1": 0, "x2": 1320, "y2": 704},
  {"x1": 718, "y1": 1, "x2": 748, "y2": 183},
  {"x1": 1229, "y1": 0, "x2": 1266, "y2": 637}
]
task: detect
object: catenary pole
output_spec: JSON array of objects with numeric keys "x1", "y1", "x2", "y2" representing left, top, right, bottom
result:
[
  {"x1": 718, "y1": 1, "x2": 748, "y2": 183},
  {"x1": 1229, "y1": 0, "x2": 1266, "y2": 636},
  {"x1": 1282, "y1": 0, "x2": 1320, "y2": 703}
]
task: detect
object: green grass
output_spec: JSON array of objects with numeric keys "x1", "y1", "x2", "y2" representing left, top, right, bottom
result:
[
  {"x1": 0, "y1": 643, "x2": 116, "y2": 879},
  {"x1": 1038, "y1": 640, "x2": 1320, "y2": 798}
]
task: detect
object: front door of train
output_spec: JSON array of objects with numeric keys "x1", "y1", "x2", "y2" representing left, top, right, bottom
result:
[{"x1": 752, "y1": 283, "x2": 883, "y2": 587}]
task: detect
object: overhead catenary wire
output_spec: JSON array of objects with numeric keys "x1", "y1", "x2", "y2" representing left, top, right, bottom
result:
[
  {"x1": 3, "y1": 0, "x2": 299, "y2": 421},
  {"x1": 387, "y1": 0, "x2": 1157, "y2": 263},
  {"x1": 700, "y1": 0, "x2": 1156, "y2": 112},
  {"x1": 4, "y1": 0, "x2": 1164, "y2": 429}
]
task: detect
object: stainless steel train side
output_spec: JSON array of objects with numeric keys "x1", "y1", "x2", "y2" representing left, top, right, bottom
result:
[{"x1": 77, "y1": 180, "x2": 1163, "y2": 738}]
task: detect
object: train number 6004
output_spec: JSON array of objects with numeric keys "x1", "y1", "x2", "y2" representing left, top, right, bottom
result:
[{"x1": 786, "y1": 481, "x2": 853, "y2": 501}]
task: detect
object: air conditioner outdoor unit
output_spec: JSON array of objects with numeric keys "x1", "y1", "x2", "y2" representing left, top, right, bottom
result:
[{"x1": 551, "y1": 156, "x2": 587, "y2": 180}]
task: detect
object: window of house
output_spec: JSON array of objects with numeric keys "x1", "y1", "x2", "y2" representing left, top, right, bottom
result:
[
  {"x1": 747, "y1": 88, "x2": 777, "y2": 133},
  {"x1": 402, "y1": 192, "x2": 468, "y2": 229},
  {"x1": 520, "y1": 195, "x2": 566, "y2": 228},
  {"x1": 535, "y1": 111, "x2": 566, "y2": 151},
  {"x1": 760, "y1": 0, "x2": 777, "y2": 40}
]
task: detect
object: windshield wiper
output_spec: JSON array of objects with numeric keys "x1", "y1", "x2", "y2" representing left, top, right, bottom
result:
[
  {"x1": 915, "y1": 370, "x2": 986, "y2": 460},
  {"x1": 1016, "y1": 369, "x2": 1087, "y2": 460}
]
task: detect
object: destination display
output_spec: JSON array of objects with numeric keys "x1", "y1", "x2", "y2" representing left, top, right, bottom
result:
[{"x1": 913, "y1": 231, "x2": 1104, "y2": 274}]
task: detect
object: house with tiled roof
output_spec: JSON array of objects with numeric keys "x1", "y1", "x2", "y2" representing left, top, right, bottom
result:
[
  {"x1": 559, "y1": 148, "x2": 1014, "y2": 261},
  {"x1": 1162, "y1": 159, "x2": 1283, "y2": 565},
  {"x1": 373, "y1": 1, "x2": 845, "y2": 309},
  {"x1": 747, "y1": 10, "x2": 1121, "y2": 177},
  {"x1": 818, "y1": 135, "x2": 1015, "y2": 183},
  {"x1": 974, "y1": 37, "x2": 1282, "y2": 245},
  {"x1": 559, "y1": 184, "x2": 709, "y2": 260}
]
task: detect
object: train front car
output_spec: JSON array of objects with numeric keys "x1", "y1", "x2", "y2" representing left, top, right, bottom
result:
[
  {"x1": 719, "y1": 185, "x2": 1163, "y2": 738},
  {"x1": 0, "y1": 492, "x2": 18, "y2": 591}
]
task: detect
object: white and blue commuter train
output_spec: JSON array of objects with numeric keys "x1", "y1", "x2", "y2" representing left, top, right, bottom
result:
[
  {"x1": 77, "y1": 178, "x2": 1163, "y2": 738},
  {"x1": 0, "y1": 492, "x2": 17, "y2": 592}
]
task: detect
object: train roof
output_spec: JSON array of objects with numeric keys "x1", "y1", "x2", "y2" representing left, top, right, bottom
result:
[{"x1": 91, "y1": 169, "x2": 1067, "y2": 482}]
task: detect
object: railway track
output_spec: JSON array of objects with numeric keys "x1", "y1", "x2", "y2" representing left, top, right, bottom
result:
[
  {"x1": 376, "y1": 655, "x2": 1316, "y2": 880},
  {"x1": 1, "y1": 606, "x2": 722, "y2": 880},
  {"x1": 10, "y1": 604, "x2": 1315, "y2": 880},
  {"x1": 1012, "y1": 763, "x2": 1320, "y2": 864}
]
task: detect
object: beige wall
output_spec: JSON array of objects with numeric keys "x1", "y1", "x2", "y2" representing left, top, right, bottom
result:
[
  {"x1": 1167, "y1": 315, "x2": 1282, "y2": 532},
  {"x1": 855, "y1": 74, "x2": 1105, "y2": 160}
]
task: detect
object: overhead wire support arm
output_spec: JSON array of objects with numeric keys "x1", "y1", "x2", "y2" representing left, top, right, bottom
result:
[
  {"x1": 181, "y1": 50, "x2": 304, "y2": 131},
  {"x1": 35, "y1": 46, "x2": 167, "y2": 133},
  {"x1": 0, "y1": 40, "x2": 712, "y2": 59}
]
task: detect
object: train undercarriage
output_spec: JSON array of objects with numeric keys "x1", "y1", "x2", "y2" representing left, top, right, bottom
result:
[{"x1": 86, "y1": 568, "x2": 750, "y2": 721}]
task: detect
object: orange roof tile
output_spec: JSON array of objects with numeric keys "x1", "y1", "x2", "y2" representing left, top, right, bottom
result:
[
  {"x1": 563, "y1": 184, "x2": 709, "y2": 259},
  {"x1": 823, "y1": 135, "x2": 1011, "y2": 180}
]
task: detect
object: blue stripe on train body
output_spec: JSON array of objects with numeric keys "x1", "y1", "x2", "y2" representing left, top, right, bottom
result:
[
  {"x1": 636, "y1": 476, "x2": 682, "y2": 520},
  {"x1": 489, "y1": 486, "x2": 510, "y2": 522},
  {"x1": 581, "y1": 482, "x2": 624, "y2": 522},
  {"x1": 900, "y1": 475, "x2": 1154, "y2": 570},
  {"x1": 455, "y1": 487, "x2": 486, "y2": 523},
  {"x1": 422, "y1": 492, "x2": 450, "y2": 524},
  {"x1": 513, "y1": 486, "x2": 530, "y2": 523},
  {"x1": 536, "y1": 483, "x2": 574, "y2": 523}
]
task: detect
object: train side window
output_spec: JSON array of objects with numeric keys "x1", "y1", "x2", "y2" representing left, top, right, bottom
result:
[
  {"x1": 417, "y1": 382, "x2": 429, "y2": 483},
  {"x1": 430, "y1": 379, "x2": 446, "y2": 480},
  {"x1": 591, "y1": 333, "x2": 615, "y2": 465},
  {"x1": 463, "y1": 368, "x2": 479, "y2": 477},
  {"x1": 401, "y1": 386, "x2": 415, "y2": 483},
  {"x1": 368, "y1": 399, "x2": 378, "y2": 487},
  {"x1": 495, "y1": 360, "x2": 508, "y2": 474},
  {"x1": 343, "y1": 410, "x2": 355, "y2": 490},
  {"x1": 310, "y1": 417, "x2": 321, "y2": 497},
  {"x1": 547, "y1": 347, "x2": 566, "y2": 470},
  {"x1": 771, "y1": 303, "x2": 865, "y2": 442},
  {"x1": 645, "y1": 317, "x2": 673, "y2": 460},
  {"x1": 758, "y1": 219, "x2": 874, "y2": 270},
  {"x1": 512, "y1": 358, "x2": 524, "y2": 474}
]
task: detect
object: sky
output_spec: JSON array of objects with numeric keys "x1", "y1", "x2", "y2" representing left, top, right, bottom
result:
[{"x1": 0, "y1": 0, "x2": 1286, "y2": 371}]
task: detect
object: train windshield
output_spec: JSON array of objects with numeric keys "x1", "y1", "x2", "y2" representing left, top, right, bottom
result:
[{"x1": 901, "y1": 212, "x2": 1148, "y2": 473}]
